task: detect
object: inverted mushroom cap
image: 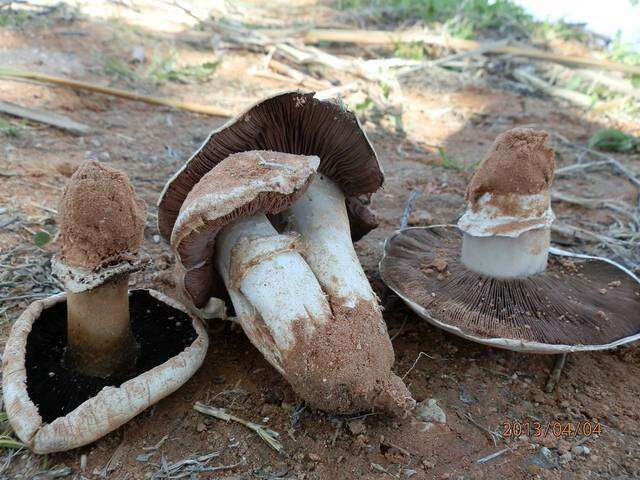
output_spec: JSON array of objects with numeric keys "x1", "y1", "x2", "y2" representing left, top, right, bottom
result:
[
  {"x1": 172, "y1": 150, "x2": 319, "y2": 308},
  {"x1": 380, "y1": 226, "x2": 640, "y2": 353},
  {"x1": 2, "y1": 289, "x2": 208, "y2": 453},
  {"x1": 459, "y1": 128, "x2": 556, "y2": 237},
  {"x1": 158, "y1": 91, "x2": 383, "y2": 243},
  {"x1": 53, "y1": 161, "x2": 148, "y2": 292}
]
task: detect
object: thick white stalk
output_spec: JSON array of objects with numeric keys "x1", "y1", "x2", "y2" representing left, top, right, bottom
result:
[
  {"x1": 286, "y1": 174, "x2": 375, "y2": 306},
  {"x1": 461, "y1": 227, "x2": 550, "y2": 278},
  {"x1": 214, "y1": 213, "x2": 332, "y2": 353}
]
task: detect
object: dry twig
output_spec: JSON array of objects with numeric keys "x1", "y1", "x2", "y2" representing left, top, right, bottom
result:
[
  {"x1": 0, "y1": 68, "x2": 232, "y2": 117},
  {"x1": 545, "y1": 353, "x2": 568, "y2": 393},
  {"x1": 194, "y1": 402, "x2": 283, "y2": 453},
  {"x1": 0, "y1": 101, "x2": 90, "y2": 135},
  {"x1": 513, "y1": 68, "x2": 592, "y2": 108}
]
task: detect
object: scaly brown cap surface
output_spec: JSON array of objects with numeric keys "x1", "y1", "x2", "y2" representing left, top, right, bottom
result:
[
  {"x1": 57, "y1": 161, "x2": 146, "y2": 269},
  {"x1": 467, "y1": 128, "x2": 555, "y2": 207},
  {"x1": 171, "y1": 150, "x2": 319, "y2": 308},
  {"x1": 380, "y1": 226, "x2": 640, "y2": 353},
  {"x1": 158, "y1": 91, "x2": 382, "y2": 243}
]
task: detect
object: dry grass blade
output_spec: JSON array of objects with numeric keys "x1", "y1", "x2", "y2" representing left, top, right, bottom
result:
[
  {"x1": 0, "y1": 437, "x2": 25, "y2": 450},
  {"x1": 193, "y1": 402, "x2": 283, "y2": 453},
  {"x1": 0, "y1": 68, "x2": 233, "y2": 118}
]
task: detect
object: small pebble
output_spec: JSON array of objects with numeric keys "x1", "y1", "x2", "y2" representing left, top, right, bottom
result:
[
  {"x1": 348, "y1": 419, "x2": 366, "y2": 435},
  {"x1": 559, "y1": 452, "x2": 572, "y2": 464},
  {"x1": 308, "y1": 453, "x2": 320, "y2": 462},
  {"x1": 131, "y1": 46, "x2": 146, "y2": 63},
  {"x1": 422, "y1": 460, "x2": 435, "y2": 469},
  {"x1": 571, "y1": 445, "x2": 590, "y2": 456},
  {"x1": 416, "y1": 399, "x2": 446, "y2": 424}
]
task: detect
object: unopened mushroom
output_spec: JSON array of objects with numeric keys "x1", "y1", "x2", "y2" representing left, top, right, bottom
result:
[
  {"x1": 169, "y1": 150, "x2": 412, "y2": 414},
  {"x1": 380, "y1": 128, "x2": 640, "y2": 353},
  {"x1": 2, "y1": 161, "x2": 208, "y2": 453}
]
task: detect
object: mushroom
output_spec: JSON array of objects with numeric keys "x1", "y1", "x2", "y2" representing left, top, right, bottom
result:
[
  {"x1": 169, "y1": 150, "x2": 412, "y2": 414},
  {"x1": 2, "y1": 161, "x2": 208, "y2": 453},
  {"x1": 380, "y1": 128, "x2": 640, "y2": 353}
]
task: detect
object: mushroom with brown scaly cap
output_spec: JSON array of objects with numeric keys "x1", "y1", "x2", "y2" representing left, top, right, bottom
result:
[
  {"x1": 380, "y1": 128, "x2": 640, "y2": 353},
  {"x1": 2, "y1": 161, "x2": 208, "y2": 453},
  {"x1": 170, "y1": 150, "x2": 412, "y2": 414}
]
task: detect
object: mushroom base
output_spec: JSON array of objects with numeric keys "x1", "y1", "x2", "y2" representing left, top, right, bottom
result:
[
  {"x1": 66, "y1": 276, "x2": 137, "y2": 378},
  {"x1": 461, "y1": 228, "x2": 550, "y2": 278},
  {"x1": 282, "y1": 296, "x2": 415, "y2": 415}
]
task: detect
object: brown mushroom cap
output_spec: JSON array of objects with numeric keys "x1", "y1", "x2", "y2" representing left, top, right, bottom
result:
[
  {"x1": 172, "y1": 150, "x2": 319, "y2": 308},
  {"x1": 380, "y1": 226, "x2": 640, "y2": 353},
  {"x1": 58, "y1": 161, "x2": 146, "y2": 269},
  {"x1": 467, "y1": 128, "x2": 555, "y2": 208},
  {"x1": 158, "y1": 91, "x2": 382, "y2": 243}
]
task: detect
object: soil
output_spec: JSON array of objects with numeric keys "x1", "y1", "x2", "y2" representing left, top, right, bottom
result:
[
  {"x1": 466, "y1": 128, "x2": 555, "y2": 205},
  {"x1": 284, "y1": 297, "x2": 413, "y2": 416},
  {"x1": 26, "y1": 290, "x2": 196, "y2": 423},
  {"x1": 57, "y1": 161, "x2": 146, "y2": 269},
  {"x1": 1, "y1": 2, "x2": 640, "y2": 480}
]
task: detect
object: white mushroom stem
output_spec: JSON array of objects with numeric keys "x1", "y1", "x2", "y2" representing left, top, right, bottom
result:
[
  {"x1": 214, "y1": 213, "x2": 332, "y2": 357},
  {"x1": 461, "y1": 227, "x2": 550, "y2": 278},
  {"x1": 286, "y1": 174, "x2": 377, "y2": 307},
  {"x1": 66, "y1": 276, "x2": 137, "y2": 378}
]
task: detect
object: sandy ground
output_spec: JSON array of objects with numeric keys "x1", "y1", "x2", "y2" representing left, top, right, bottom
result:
[{"x1": 1, "y1": 2, "x2": 639, "y2": 479}]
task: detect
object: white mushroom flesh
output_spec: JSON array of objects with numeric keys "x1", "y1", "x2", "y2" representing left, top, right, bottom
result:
[
  {"x1": 215, "y1": 213, "x2": 332, "y2": 353},
  {"x1": 285, "y1": 174, "x2": 377, "y2": 308},
  {"x1": 461, "y1": 227, "x2": 550, "y2": 278}
]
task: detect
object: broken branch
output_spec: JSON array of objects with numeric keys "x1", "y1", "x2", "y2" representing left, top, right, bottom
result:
[
  {"x1": 0, "y1": 101, "x2": 90, "y2": 135},
  {"x1": 258, "y1": 28, "x2": 640, "y2": 75},
  {"x1": 0, "y1": 68, "x2": 233, "y2": 118},
  {"x1": 193, "y1": 402, "x2": 283, "y2": 453},
  {"x1": 513, "y1": 68, "x2": 592, "y2": 108}
]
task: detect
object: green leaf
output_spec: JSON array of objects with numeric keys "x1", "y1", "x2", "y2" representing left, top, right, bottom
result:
[
  {"x1": 631, "y1": 75, "x2": 640, "y2": 88},
  {"x1": 355, "y1": 97, "x2": 374, "y2": 112},
  {"x1": 33, "y1": 231, "x2": 51, "y2": 247},
  {"x1": 588, "y1": 128, "x2": 638, "y2": 152}
]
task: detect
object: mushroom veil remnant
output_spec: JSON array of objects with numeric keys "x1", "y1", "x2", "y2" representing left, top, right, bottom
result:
[
  {"x1": 380, "y1": 128, "x2": 640, "y2": 353},
  {"x1": 159, "y1": 91, "x2": 414, "y2": 415},
  {"x1": 3, "y1": 161, "x2": 208, "y2": 453}
]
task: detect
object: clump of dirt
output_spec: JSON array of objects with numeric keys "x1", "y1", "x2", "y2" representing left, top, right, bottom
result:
[
  {"x1": 283, "y1": 297, "x2": 414, "y2": 415},
  {"x1": 57, "y1": 161, "x2": 146, "y2": 269},
  {"x1": 467, "y1": 127, "x2": 556, "y2": 206}
]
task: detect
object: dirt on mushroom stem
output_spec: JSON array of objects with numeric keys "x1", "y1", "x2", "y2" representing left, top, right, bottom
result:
[{"x1": 283, "y1": 296, "x2": 413, "y2": 415}]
